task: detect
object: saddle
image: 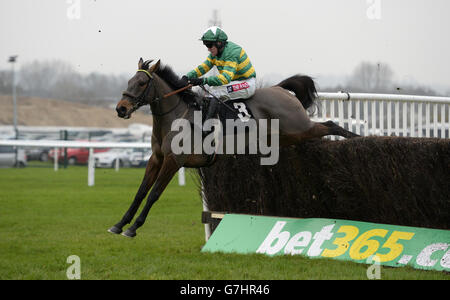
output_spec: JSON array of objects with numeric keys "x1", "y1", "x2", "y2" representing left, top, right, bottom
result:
[{"x1": 200, "y1": 97, "x2": 254, "y2": 136}]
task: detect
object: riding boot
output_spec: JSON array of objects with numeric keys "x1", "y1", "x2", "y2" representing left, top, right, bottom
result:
[
  {"x1": 202, "y1": 97, "x2": 220, "y2": 140},
  {"x1": 204, "y1": 96, "x2": 219, "y2": 121}
]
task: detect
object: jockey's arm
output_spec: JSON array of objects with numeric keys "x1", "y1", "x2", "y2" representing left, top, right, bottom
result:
[
  {"x1": 204, "y1": 57, "x2": 238, "y2": 86},
  {"x1": 186, "y1": 55, "x2": 238, "y2": 87},
  {"x1": 186, "y1": 57, "x2": 213, "y2": 80}
]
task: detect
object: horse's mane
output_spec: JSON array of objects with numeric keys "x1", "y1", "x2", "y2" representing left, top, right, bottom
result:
[
  {"x1": 154, "y1": 63, "x2": 198, "y2": 104},
  {"x1": 155, "y1": 64, "x2": 184, "y2": 90}
]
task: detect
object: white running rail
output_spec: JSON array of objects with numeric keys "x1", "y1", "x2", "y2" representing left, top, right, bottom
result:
[
  {"x1": 0, "y1": 140, "x2": 185, "y2": 187},
  {"x1": 314, "y1": 92, "x2": 450, "y2": 139}
]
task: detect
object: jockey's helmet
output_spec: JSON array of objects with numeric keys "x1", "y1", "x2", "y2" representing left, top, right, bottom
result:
[{"x1": 200, "y1": 26, "x2": 228, "y2": 42}]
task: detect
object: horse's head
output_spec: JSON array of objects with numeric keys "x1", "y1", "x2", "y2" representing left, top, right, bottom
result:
[{"x1": 116, "y1": 58, "x2": 160, "y2": 119}]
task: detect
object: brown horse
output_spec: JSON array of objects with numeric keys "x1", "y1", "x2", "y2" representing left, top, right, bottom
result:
[{"x1": 108, "y1": 58, "x2": 359, "y2": 238}]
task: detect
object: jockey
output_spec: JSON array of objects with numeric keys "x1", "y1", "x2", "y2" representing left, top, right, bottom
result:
[{"x1": 182, "y1": 26, "x2": 256, "y2": 121}]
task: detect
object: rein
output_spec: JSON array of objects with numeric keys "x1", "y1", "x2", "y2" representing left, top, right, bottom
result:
[
  {"x1": 163, "y1": 84, "x2": 193, "y2": 99},
  {"x1": 151, "y1": 84, "x2": 194, "y2": 116}
]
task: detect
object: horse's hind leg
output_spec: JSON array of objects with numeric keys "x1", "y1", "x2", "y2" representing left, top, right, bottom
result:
[
  {"x1": 284, "y1": 121, "x2": 359, "y2": 143},
  {"x1": 108, "y1": 153, "x2": 162, "y2": 234}
]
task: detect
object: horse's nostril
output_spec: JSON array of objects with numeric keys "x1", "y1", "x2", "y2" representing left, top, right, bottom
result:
[{"x1": 116, "y1": 106, "x2": 127, "y2": 116}]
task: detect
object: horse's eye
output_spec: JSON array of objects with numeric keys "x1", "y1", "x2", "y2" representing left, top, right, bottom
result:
[{"x1": 139, "y1": 81, "x2": 146, "y2": 86}]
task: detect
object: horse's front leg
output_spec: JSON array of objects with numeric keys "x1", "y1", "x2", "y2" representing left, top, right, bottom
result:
[
  {"x1": 122, "y1": 153, "x2": 180, "y2": 238},
  {"x1": 108, "y1": 153, "x2": 162, "y2": 234}
]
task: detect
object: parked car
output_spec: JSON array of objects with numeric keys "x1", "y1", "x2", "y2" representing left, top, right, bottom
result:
[
  {"x1": 0, "y1": 146, "x2": 27, "y2": 167},
  {"x1": 48, "y1": 147, "x2": 109, "y2": 165},
  {"x1": 25, "y1": 147, "x2": 51, "y2": 161},
  {"x1": 94, "y1": 148, "x2": 132, "y2": 168},
  {"x1": 130, "y1": 148, "x2": 152, "y2": 167}
]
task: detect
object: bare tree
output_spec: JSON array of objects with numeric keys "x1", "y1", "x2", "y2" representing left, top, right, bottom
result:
[
  {"x1": 0, "y1": 70, "x2": 13, "y2": 94},
  {"x1": 14, "y1": 59, "x2": 128, "y2": 105},
  {"x1": 347, "y1": 61, "x2": 394, "y2": 92},
  {"x1": 19, "y1": 59, "x2": 77, "y2": 98}
]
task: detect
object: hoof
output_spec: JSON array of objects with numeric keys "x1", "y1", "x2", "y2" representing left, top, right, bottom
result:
[
  {"x1": 121, "y1": 229, "x2": 136, "y2": 238},
  {"x1": 107, "y1": 226, "x2": 122, "y2": 235}
]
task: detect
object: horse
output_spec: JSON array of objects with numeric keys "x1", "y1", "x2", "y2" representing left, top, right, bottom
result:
[{"x1": 108, "y1": 58, "x2": 359, "y2": 238}]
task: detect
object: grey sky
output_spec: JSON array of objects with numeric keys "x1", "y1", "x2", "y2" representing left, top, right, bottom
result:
[{"x1": 1, "y1": 0, "x2": 449, "y2": 93}]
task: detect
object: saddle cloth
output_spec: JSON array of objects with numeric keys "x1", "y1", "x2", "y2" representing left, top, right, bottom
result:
[
  {"x1": 214, "y1": 99, "x2": 254, "y2": 136},
  {"x1": 187, "y1": 96, "x2": 255, "y2": 137},
  {"x1": 217, "y1": 99, "x2": 253, "y2": 122}
]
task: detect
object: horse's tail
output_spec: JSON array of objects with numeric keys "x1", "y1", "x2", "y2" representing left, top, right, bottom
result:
[{"x1": 276, "y1": 75, "x2": 317, "y2": 110}]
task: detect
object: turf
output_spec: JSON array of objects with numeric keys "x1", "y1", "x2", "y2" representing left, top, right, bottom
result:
[{"x1": 0, "y1": 166, "x2": 447, "y2": 280}]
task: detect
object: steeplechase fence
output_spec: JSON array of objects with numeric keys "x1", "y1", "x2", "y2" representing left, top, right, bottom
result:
[{"x1": 201, "y1": 92, "x2": 450, "y2": 241}]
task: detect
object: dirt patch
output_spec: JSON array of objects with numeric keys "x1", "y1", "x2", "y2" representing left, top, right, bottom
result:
[{"x1": 0, "y1": 95, "x2": 152, "y2": 127}]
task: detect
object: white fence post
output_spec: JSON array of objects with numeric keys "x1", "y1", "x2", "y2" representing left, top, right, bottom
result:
[
  {"x1": 88, "y1": 147, "x2": 95, "y2": 187},
  {"x1": 115, "y1": 157, "x2": 120, "y2": 172},
  {"x1": 202, "y1": 188, "x2": 211, "y2": 242},
  {"x1": 178, "y1": 167, "x2": 185, "y2": 186},
  {"x1": 54, "y1": 147, "x2": 58, "y2": 171}
]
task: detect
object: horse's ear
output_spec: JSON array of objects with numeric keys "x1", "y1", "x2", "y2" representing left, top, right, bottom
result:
[
  {"x1": 138, "y1": 57, "x2": 144, "y2": 69},
  {"x1": 149, "y1": 59, "x2": 160, "y2": 73}
]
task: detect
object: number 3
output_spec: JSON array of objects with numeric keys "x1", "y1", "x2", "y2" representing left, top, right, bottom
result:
[{"x1": 233, "y1": 102, "x2": 251, "y2": 122}]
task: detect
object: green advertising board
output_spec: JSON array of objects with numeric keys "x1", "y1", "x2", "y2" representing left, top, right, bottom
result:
[{"x1": 202, "y1": 214, "x2": 450, "y2": 272}]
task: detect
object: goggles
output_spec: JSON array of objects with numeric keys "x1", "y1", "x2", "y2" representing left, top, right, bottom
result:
[{"x1": 203, "y1": 41, "x2": 215, "y2": 49}]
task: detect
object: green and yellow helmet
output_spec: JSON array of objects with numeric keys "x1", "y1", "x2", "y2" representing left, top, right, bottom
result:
[{"x1": 200, "y1": 26, "x2": 228, "y2": 42}]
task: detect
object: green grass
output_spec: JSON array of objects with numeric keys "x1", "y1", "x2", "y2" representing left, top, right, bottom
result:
[{"x1": 0, "y1": 166, "x2": 448, "y2": 280}]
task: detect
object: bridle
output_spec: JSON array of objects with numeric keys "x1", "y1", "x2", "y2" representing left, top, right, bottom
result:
[
  {"x1": 121, "y1": 69, "x2": 181, "y2": 116},
  {"x1": 122, "y1": 69, "x2": 154, "y2": 111}
]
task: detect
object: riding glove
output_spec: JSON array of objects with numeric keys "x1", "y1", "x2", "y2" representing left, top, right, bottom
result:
[
  {"x1": 189, "y1": 78, "x2": 205, "y2": 86},
  {"x1": 180, "y1": 75, "x2": 189, "y2": 87}
]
